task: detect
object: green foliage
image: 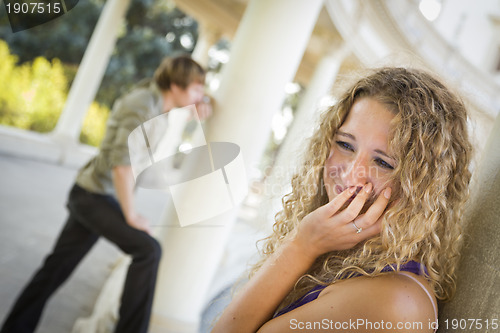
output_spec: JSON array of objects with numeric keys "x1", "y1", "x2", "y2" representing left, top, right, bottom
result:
[
  {"x1": 80, "y1": 102, "x2": 109, "y2": 147},
  {"x1": 0, "y1": 0, "x2": 199, "y2": 146},
  {"x1": 0, "y1": 40, "x2": 67, "y2": 132},
  {"x1": 97, "y1": 4, "x2": 199, "y2": 107},
  {"x1": 0, "y1": 0, "x2": 101, "y2": 64},
  {"x1": 0, "y1": 40, "x2": 109, "y2": 146},
  {"x1": 0, "y1": 0, "x2": 199, "y2": 108},
  {"x1": 0, "y1": 40, "x2": 20, "y2": 123}
]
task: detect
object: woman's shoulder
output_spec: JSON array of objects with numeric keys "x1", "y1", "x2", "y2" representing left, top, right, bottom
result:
[
  {"x1": 318, "y1": 273, "x2": 437, "y2": 331},
  {"x1": 260, "y1": 273, "x2": 437, "y2": 332}
]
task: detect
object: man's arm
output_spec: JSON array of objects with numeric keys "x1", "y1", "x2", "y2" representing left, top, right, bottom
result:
[{"x1": 112, "y1": 165, "x2": 151, "y2": 234}]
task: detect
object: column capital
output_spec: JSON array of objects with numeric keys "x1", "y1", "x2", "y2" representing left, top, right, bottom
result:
[{"x1": 192, "y1": 22, "x2": 222, "y2": 67}]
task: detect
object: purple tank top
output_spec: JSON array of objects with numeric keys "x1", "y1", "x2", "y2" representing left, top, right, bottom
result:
[{"x1": 273, "y1": 260, "x2": 426, "y2": 318}]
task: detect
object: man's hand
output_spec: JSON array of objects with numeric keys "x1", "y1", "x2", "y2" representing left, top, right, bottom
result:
[
  {"x1": 124, "y1": 212, "x2": 152, "y2": 235},
  {"x1": 112, "y1": 165, "x2": 152, "y2": 235},
  {"x1": 196, "y1": 95, "x2": 213, "y2": 120}
]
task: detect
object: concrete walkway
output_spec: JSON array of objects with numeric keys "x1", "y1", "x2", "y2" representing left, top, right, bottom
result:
[
  {"x1": 0, "y1": 154, "x2": 169, "y2": 333},
  {"x1": 0, "y1": 123, "x2": 271, "y2": 332}
]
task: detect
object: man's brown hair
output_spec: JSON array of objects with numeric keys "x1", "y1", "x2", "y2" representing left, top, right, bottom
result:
[{"x1": 154, "y1": 55, "x2": 205, "y2": 91}]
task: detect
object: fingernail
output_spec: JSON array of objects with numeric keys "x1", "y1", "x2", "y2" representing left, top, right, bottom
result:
[
  {"x1": 364, "y1": 183, "x2": 372, "y2": 193},
  {"x1": 383, "y1": 187, "x2": 392, "y2": 199},
  {"x1": 349, "y1": 187, "x2": 356, "y2": 194}
]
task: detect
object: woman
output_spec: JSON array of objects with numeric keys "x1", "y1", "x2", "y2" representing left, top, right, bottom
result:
[{"x1": 212, "y1": 67, "x2": 472, "y2": 332}]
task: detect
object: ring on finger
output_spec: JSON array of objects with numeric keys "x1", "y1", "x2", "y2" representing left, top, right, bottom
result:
[{"x1": 352, "y1": 221, "x2": 362, "y2": 234}]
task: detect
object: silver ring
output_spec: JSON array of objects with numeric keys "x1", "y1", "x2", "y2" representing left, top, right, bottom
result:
[{"x1": 352, "y1": 221, "x2": 362, "y2": 234}]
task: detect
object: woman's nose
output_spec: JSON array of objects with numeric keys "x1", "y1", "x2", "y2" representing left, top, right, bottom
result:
[{"x1": 342, "y1": 156, "x2": 369, "y2": 188}]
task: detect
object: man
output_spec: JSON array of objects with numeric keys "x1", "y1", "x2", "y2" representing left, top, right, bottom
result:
[{"x1": 1, "y1": 55, "x2": 211, "y2": 333}]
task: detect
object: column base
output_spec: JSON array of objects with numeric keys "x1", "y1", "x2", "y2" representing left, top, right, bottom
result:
[
  {"x1": 0, "y1": 125, "x2": 96, "y2": 168},
  {"x1": 149, "y1": 313, "x2": 199, "y2": 333}
]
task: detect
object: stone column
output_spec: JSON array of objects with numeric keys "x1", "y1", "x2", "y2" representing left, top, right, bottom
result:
[
  {"x1": 164, "y1": 23, "x2": 222, "y2": 161},
  {"x1": 191, "y1": 23, "x2": 221, "y2": 67},
  {"x1": 152, "y1": 0, "x2": 324, "y2": 329},
  {"x1": 51, "y1": 0, "x2": 131, "y2": 143},
  {"x1": 437, "y1": 111, "x2": 500, "y2": 332},
  {"x1": 260, "y1": 43, "x2": 351, "y2": 233}
]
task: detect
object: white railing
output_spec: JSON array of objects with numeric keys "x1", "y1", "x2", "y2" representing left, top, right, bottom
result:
[{"x1": 325, "y1": 0, "x2": 500, "y2": 120}]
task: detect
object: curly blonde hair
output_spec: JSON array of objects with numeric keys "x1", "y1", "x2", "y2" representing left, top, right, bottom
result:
[{"x1": 252, "y1": 67, "x2": 473, "y2": 310}]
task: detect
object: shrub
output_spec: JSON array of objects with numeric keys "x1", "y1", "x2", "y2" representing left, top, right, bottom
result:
[
  {"x1": 0, "y1": 40, "x2": 109, "y2": 146},
  {"x1": 80, "y1": 102, "x2": 109, "y2": 147}
]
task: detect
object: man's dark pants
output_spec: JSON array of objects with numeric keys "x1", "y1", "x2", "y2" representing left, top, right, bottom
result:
[{"x1": 1, "y1": 184, "x2": 162, "y2": 333}]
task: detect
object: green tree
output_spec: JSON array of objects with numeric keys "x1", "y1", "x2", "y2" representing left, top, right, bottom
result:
[
  {"x1": 80, "y1": 101, "x2": 109, "y2": 147},
  {"x1": 97, "y1": 3, "x2": 199, "y2": 106},
  {"x1": 0, "y1": 0, "x2": 199, "y2": 107},
  {"x1": 0, "y1": 0, "x2": 199, "y2": 146},
  {"x1": 0, "y1": 40, "x2": 110, "y2": 146},
  {"x1": 0, "y1": 40, "x2": 67, "y2": 132},
  {"x1": 0, "y1": 40, "x2": 20, "y2": 123},
  {"x1": 0, "y1": 0, "x2": 102, "y2": 65}
]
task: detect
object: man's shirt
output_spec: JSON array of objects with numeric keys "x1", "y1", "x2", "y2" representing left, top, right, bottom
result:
[{"x1": 75, "y1": 80, "x2": 164, "y2": 196}]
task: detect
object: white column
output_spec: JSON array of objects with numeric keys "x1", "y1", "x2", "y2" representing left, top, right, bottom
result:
[
  {"x1": 164, "y1": 24, "x2": 221, "y2": 159},
  {"x1": 191, "y1": 23, "x2": 221, "y2": 67},
  {"x1": 260, "y1": 43, "x2": 351, "y2": 232},
  {"x1": 152, "y1": 0, "x2": 324, "y2": 328},
  {"x1": 278, "y1": 44, "x2": 350, "y2": 158},
  {"x1": 51, "y1": 0, "x2": 131, "y2": 142}
]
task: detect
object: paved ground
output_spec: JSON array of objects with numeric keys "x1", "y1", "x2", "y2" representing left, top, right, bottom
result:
[
  {"x1": 0, "y1": 151, "x2": 269, "y2": 333},
  {"x1": 0, "y1": 154, "x2": 168, "y2": 333}
]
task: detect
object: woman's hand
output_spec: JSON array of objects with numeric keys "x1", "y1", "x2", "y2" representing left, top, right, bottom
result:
[
  {"x1": 293, "y1": 183, "x2": 392, "y2": 259},
  {"x1": 212, "y1": 183, "x2": 393, "y2": 333}
]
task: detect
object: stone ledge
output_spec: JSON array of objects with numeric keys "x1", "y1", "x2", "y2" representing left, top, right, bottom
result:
[{"x1": 0, "y1": 125, "x2": 97, "y2": 168}]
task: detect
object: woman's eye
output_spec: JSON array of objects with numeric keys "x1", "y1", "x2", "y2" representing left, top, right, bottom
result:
[
  {"x1": 375, "y1": 158, "x2": 394, "y2": 170},
  {"x1": 336, "y1": 141, "x2": 354, "y2": 152}
]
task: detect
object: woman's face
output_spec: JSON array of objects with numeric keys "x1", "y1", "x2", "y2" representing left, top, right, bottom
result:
[{"x1": 323, "y1": 97, "x2": 396, "y2": 203}]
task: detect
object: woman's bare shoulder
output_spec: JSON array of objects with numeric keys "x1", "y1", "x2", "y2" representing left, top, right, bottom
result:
[
  {"x1": 319, "y1": 273, "x2": 436, "y2": 329},
  {"x1": 259, "y1": 273, "x2": 437, "y2": 333}
]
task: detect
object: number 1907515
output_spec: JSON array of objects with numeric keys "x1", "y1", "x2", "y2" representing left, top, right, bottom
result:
[
  {"x1": 5, "y1": 2, "x2": 61, "y2": 14},
  {"x1": 442, "y1": 318, "x2": 498, "y2": 330}
]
